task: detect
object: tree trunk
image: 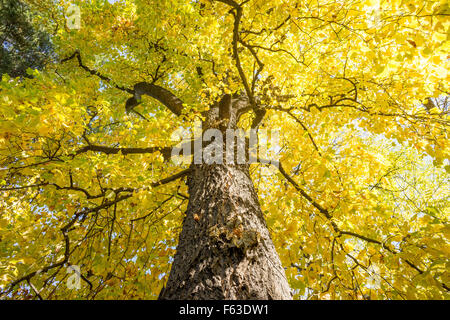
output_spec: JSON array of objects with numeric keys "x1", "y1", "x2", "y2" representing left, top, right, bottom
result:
[{"x1": 159, "y1": 163, "x2": 292, "y2": 299}]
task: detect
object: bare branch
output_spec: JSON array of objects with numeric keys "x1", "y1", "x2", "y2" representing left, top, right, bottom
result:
[
  {"x1": 75, "y1": 144, "x2": 172, "y2": 160},
  {"x1": 61, "y1": 51, "x2": 133, "y2": 94},
  {"x1": 130, "y1": 82, "x2": 185, "y2": 116},
  {"x1": 217, "y1": 0, "x2": 256, "y2": 108}
]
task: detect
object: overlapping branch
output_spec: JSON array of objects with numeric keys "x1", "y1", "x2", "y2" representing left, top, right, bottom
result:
[
  {"x1": 0, "y1": 168, "x2": 190, "y2": 298},
  {"x1": 61, "y1": 51, "x2": 185, "y2": 116},
  {"x1": 272, "y1": 160, "x2": 450, "y2": 292},
  {"x1": 216, "y1": 0, "x2": 255, "y2": 108},
  {"x1": 75, "y1": 144, "x2": 173, "y2": 160}
]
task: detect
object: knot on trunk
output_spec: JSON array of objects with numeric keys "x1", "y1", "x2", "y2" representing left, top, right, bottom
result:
[{"x1": 208, "y1": 217, "x2": 261, "y2": 254}]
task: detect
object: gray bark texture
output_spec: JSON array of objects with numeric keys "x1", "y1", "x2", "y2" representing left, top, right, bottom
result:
[{"x1": 158, "y1": 95, "x2": 292, "y2": 300}]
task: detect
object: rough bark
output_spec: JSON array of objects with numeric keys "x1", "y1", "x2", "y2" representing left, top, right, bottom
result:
[
  {"x1": 158, "y1": 94, "x2": 292, "y2": 300},
  {"x1": 159, "y1": 163, "x2": 292, "y2": 299}
]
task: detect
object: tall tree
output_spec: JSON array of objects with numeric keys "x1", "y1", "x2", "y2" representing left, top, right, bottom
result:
[{"x1": 0, "y1": 0, "x2": 448, "y2": 300}]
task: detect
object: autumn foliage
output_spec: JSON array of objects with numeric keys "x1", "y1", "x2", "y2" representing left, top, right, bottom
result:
[{"x1": 0, "y1": 0, "x2": 449, "y2": 299}]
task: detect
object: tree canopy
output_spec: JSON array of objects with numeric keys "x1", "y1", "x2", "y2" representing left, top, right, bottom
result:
[{"x1": 0, "y1": 0, "x2": 449, "y2": 300}]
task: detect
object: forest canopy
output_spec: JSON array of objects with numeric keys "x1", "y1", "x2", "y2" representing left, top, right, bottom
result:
[{"x1": 0, "y1": 0, "x2": 449, "y2": 300}]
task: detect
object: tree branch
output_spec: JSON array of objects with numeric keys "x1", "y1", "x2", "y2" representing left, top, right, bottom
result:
[
  {"x1": 61, "y1": 51, "x2": 133, "y2": 94},
  {"x1": 272, "y1": 160, "x2": 450, "y2": 292},
  {"x1": 75, "y1": 144, "x2": 173, "y2": 160},
  {"x1": 131, "y1": 82, "x2": 185, "y2": 116},
  {"x1": 0, "y1": 167, "x2": 190, "y2": 297},
  {"x1": 217, "y1": 0, "x2": 256, "y2": 108},
  {"x1": 61, "y1": 51, "x2": 185, "y2": 116}
]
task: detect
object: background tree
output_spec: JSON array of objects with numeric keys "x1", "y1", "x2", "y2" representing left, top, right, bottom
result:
[
  {"x1": 0, "y1": 0, "x2": 54, "y2": 78},
  {"x1": 0, "y1": 0, "x2": 448, "y2": 300}
]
